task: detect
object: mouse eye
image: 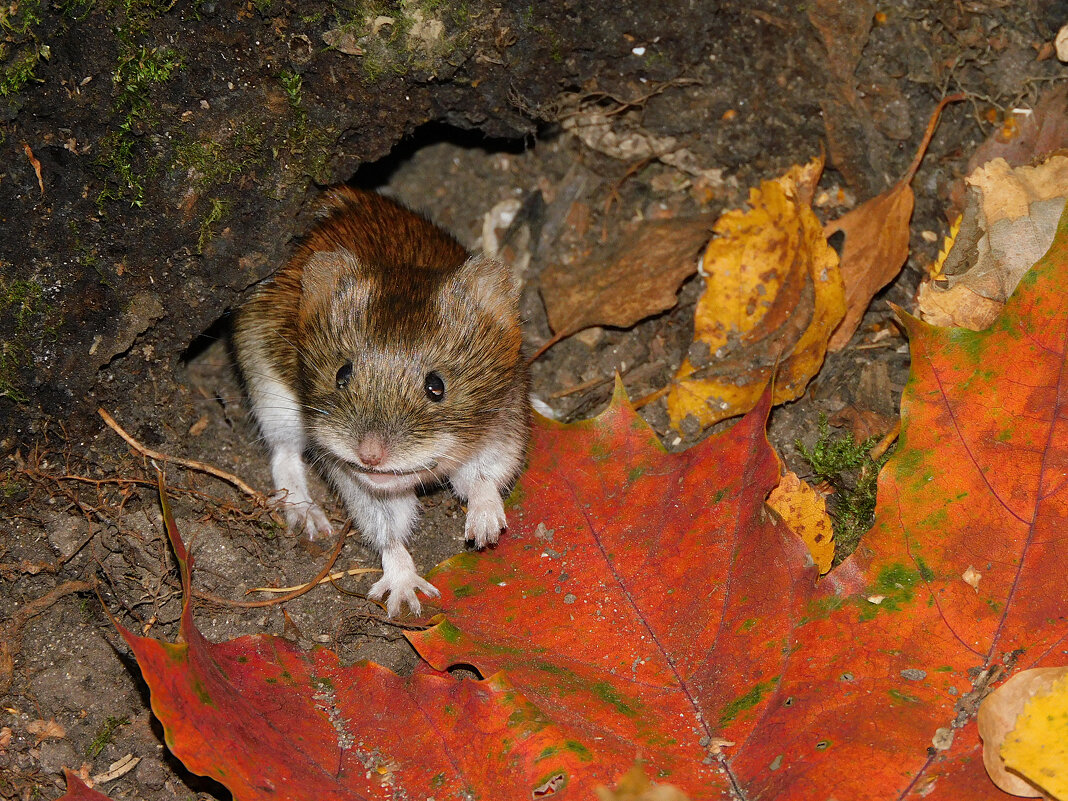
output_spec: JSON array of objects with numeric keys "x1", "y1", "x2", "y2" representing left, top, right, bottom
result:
[
  {"x1": 424, "y1": 371, "x2": 445, "y2": 402},
  {"x1": 335, "y1": 361, "x2": 353, "y2": 389}
]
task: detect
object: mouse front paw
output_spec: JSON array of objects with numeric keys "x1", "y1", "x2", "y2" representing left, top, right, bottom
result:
[
  {"x1": 368, "y1": 570, "x2": 440, "y2": 618},
  {"x1": 464, "y1": 496, "x2": 507, "y2": 549},
  {"x1": 274, "y1": 496, "x2": 333, "y2": 541}
]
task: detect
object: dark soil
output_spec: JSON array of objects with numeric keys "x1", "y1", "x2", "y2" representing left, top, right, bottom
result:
[{"x1": 2, "y1": 1, "x2": 1065, "y2": 798}]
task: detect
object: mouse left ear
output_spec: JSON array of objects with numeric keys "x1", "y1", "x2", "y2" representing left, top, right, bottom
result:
[{"x1": 451, "y1": 254, "x2": 521, "y2": 325}]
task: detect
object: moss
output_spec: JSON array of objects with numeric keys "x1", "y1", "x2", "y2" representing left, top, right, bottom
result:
[
  {"x1": 0, "y1": 0, "x2": 48, "y2": 101},
  {"x1": 197, "y1": 198, "x2": 231, "y2": 253},
  {"x1": 278, "y1": 68, "x2": 302, "y2": 108},
  {"x1": 797, "y1": 414, "x2": 895, "y2": 563},
  {"x1": 0, "y1": 276, "x2": 57, "y2": 402},
  {"x1": 85, "y1": 715, "x2": 129, "y2": 758},
  {"x1": 96, "y1": 40, "x2": 183, "y2": 209}
]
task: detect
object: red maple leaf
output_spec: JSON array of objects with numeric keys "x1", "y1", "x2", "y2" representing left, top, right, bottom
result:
[{"x1": 119, "y1": 210, "x2": 1068, "y2": 799}]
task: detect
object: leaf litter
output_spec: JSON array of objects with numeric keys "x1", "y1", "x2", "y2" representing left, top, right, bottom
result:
[{"x1": 96, "y1": 205, "x2": 1068, "y2": 800}]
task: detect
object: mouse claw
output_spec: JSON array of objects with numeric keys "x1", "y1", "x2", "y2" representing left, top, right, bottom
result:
[
  {"x1": 464, "y1": 499, "x2": 507, "y2": 549},
  {"x1": 369, "y1": 571, "x2": 440, "y2": 618},
  {"x1": 278, "y1": 500, "x2": 333, "y2": 541}
]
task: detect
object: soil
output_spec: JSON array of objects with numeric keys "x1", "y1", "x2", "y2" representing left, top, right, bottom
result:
[{"x1": 2, "y1": 1, "x2": 1065, "y2": 799}]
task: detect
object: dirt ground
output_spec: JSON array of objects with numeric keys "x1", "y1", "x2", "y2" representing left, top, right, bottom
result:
[{"x1": 2, "y1": 2, "x2": 1066, "y2": 799}]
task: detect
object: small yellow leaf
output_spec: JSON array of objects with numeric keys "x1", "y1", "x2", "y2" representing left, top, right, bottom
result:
[
  {"x1": 666, "y1": 157, "x2": 844, "y2": 430},
  {"x1": 1002, "y1": 670, "x2": 1068, "y2": 799},
  {"x1": 766, "y1": 471, "x2": 835, "y2": 574}
]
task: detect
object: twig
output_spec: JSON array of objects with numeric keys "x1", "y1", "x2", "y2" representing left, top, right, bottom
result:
[
  {"x1": 1, "y1": 581, "x2": 93, "y2": 694},
  {"x1": 247, "y1": 566, "x2": 379, "y2": 594},
  {"x1": 193, "y1": 523, "x2": 350, "y2": 608},
  {"x1": 98, "y1": 408, "x2": 268, "y2": 504},
  {"x1": 868, "y1": 420, "x2": 901, "y2": 462},
  {"x1": 632, "y1": 384, "x2": 669, "y2": 410}
]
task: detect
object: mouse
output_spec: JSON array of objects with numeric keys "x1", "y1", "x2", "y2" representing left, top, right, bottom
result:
[{"x1": 233, "y1": 187, "x2": 530, "y2": 616}]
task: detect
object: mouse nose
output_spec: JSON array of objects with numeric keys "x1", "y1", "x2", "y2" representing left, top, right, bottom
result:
[{"x1": 357, "y1": 436, "x2": 386, "y2": 467}]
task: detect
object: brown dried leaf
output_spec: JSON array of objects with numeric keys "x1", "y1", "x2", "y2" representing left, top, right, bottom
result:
[
  {"x1": 825, "y1": 182, "x2": 913, "y2": 350},
  {"x1": 539, "y1": 215, "x2": 713, "y2": 340},
  {"x1": 26, "y1": 719, "x2": 66, "y2": 744},
  {"x1": 826, "y1": 94, "x2": 963, "y2": 349}
]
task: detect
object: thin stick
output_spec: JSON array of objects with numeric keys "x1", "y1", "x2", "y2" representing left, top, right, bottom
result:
[
  {"x1": 247, "y1": 566, "x2": 379, "y2": 594},
  {"x1": 868, "y1": 420, "x2": 902, "y2": 462},
  {"x1": 98, "y1": 408, "x2": 266, "y2": 502},
  {"x1": 528, "y1": 331, "x2": 566, "y2": 363},
  {"x1": 194, "y1": 523, "x2": 350, "y2": 608},
  {"x1": 631, "y1": 384, "x2": 670, "y2": 410}
]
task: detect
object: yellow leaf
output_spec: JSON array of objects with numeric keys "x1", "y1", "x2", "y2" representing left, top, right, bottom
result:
[
  {"x1": 766, "y1": 471, "x2": 835, "y2": 574},
  {"x1": 1002, "y1": 670, "x2": 1068, "y2": 799},
  {"x1": 666, "y1": 157, "x2": 844, "y2": 430}
]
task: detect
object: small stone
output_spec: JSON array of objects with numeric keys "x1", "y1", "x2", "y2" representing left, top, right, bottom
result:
[{"x1": 901, "y1": 668, "x2": 927, "y2": 681}]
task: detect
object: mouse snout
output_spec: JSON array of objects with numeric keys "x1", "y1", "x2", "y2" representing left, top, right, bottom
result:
[{"x1": 357, "y1": 435, "x2": 387, "y2": 467}]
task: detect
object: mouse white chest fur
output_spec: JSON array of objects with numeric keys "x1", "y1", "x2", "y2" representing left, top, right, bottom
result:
[{"x1": 233, "y1": 187, "x2": 530, "y2": 616}]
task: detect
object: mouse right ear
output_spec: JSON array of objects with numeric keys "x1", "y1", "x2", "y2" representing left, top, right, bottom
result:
[
  {"x1": 299, "y1": 249, "x2": 371, "y2": 319},
  {"x1": 300, "y1": 249, "x2": 356, "y2": 296}
]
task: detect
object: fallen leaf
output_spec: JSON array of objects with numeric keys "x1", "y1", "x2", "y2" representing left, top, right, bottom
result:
[
  {"x1": 665, "y1": 157, "x2": 844, "y2": 430},
  {"x1": 596, "y1": 764, "x2": 692, "y2": 801},
  {"x1": 918, "y1": 154, "x2": 1068, "y2": 329},
  {"x1": 1001, "y1": 670, "x2": 1068, "y2": 799},
  {"x1": 118, "y1": 206, "x2": 1068, "y2": 799},
  {"x1": 963, "y1": 84, "x2": 1068, "y2": 180},
  {"x1": 978, "y1": 668, "x2": 1067, "y2": 798},
  {"x1": 766, "y1": 471, "x2": 835, "y2": 574},
  {"x1": 539, "y1": 214, "x2": 714, "y2": 345},
  {"x1": 26, "y1": 718, "x2": 65, "y2": 744},
  {"x1": 120, "y1": 477, "x2": 632, "y2": 800},
  {"x1": 58, "y1": 771, "x2": 111, "y2": 801},
  {"x1": 807, "y1": 0, "x2": 877, "y2": 190},
  {"x1": 826, "y1": 94, "x2": 962, "y2": 350}
]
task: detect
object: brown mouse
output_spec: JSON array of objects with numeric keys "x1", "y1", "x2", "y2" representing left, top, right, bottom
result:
[{"x1": 233, "y1": 187, "x2": 530, "y2": 616}]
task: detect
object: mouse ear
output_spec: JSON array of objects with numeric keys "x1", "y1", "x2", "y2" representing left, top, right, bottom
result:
[
  {"x1": 300, "y1": 248, "x2": 358, "y2": 295},
  {"x1": 451, "y1": 254, "x2": 521, "y2": 326},
  {"x1": 299, "y1": 249, "x2": 372, "y2": 324}
]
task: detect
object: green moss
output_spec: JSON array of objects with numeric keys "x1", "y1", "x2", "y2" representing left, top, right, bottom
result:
[
  {"x1": 279, "y1": 68, "x2": 302, "y2": 108},
  {"x1": 0, "y1": 276, "x2": 58, "y2": 402},
  {"x1": 197, "y1": 197, "x2": 231, "y2": 253},
  {"x1": 797, "y1": 414, "x2": 894, "y2": 562},
  {"x1": 96, "y1": 43, "x2": 182, "y2": 208},
  {"x1": 85, "y1": 715, "x2": 129, "y2": 758}
]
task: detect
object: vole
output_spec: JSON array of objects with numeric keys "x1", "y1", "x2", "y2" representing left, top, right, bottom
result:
[{"x1": 233, "y1": 187, "x2": 530, "y2": 617}]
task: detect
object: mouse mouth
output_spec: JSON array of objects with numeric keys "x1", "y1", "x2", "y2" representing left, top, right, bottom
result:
[{"x1": 350, "y1": 461, "x2": 439, "y2": 475}]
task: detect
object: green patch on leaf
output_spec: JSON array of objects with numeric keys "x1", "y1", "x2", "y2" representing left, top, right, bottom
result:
[{"x1": 719, "y1": 679, "x2": 777, "y2": 726}]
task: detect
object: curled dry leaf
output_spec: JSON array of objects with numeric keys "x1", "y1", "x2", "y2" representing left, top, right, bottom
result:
[
  {"x1": 666, "y1": 156, "x2": 844, "y2": 430},
  {"x1": 1001, "y1": 670, "x2": 1068, "y2": 800},
  {"x1": 826, "y1": 94, "x2": 963, "y2": 350},
  {"x1": 539, "y1": 214, "x2": 715, "y2": 342},
  {"x1": 918, "y1": 155, "x2": 1068, "y2": 330},
  {"x1": 26, "y1": 718, "x2": 65, "y2": 743},
  {"x1": 766, "y1": 471, "x2": 835, "y2": 574},
  {"x1": 978, "y1": 667, "x2": 1068, "y2": 798}
]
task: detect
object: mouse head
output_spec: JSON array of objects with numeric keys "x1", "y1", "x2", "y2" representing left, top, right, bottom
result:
[{"x1": 295, "y1": 249, "x2": 523, "y2": 476}]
